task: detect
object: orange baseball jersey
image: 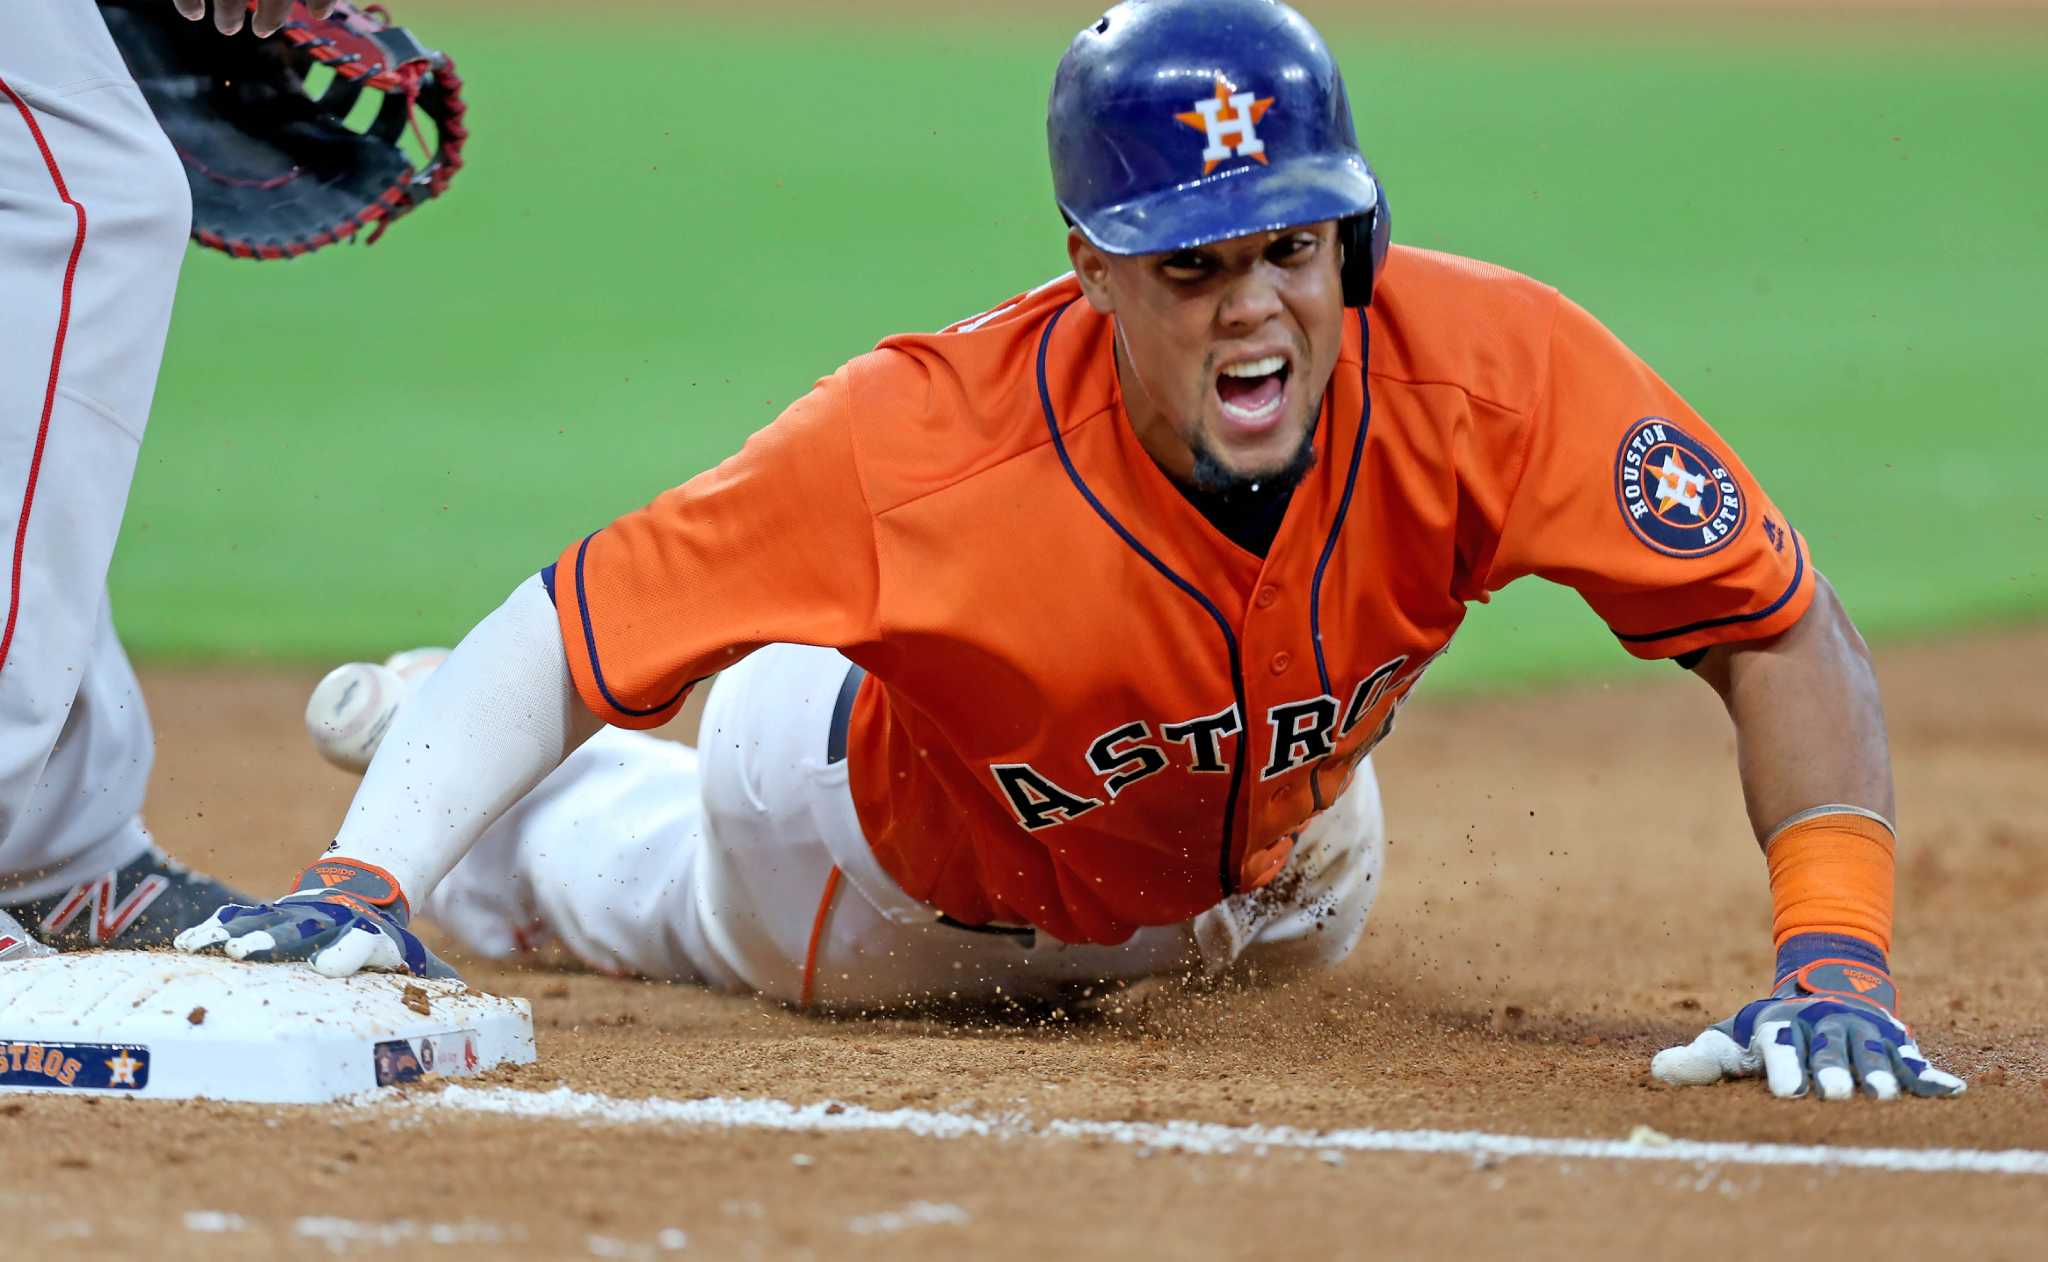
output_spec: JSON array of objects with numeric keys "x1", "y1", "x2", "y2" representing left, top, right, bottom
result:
[{"x1": 550, "y1": 245, "x2": 1813, "y2": 945}]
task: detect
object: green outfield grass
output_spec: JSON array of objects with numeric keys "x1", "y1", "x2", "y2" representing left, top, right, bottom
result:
[{"x1": 111, "y1": 11, "x2": 2048, "y2": 692}]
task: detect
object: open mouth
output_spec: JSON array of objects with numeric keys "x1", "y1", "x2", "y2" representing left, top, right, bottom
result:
[{"x1": 1215, "y1": 355, "x2": 1291, "y2": 433}]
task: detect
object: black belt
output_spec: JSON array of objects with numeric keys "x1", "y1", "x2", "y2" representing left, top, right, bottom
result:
[
  {"x1": 938, "y1": 914, "x2": 1035, "y2": 941},
  {"x1": 825, "y1": 663, "x2": 865, "y2": 764}
]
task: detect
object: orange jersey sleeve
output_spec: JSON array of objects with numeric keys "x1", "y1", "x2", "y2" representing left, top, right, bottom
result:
[
  {"x1": 1480, "y1": 294, "x2": 1813, "y2": 659},
  {"x1": 552, "y1": 367, "x2": 882, "y2": 727}
]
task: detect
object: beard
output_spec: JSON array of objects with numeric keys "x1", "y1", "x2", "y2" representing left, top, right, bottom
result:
[{"x1": 1188, "y1": 413, "x2": 1320, "y2": 498}]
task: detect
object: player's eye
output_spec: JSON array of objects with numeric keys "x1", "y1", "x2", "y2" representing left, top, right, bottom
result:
[
  {"x1": 1159, "y1": 250, "x2": 1216, "y2": 280},
  {"x1": 1268, "y1": 234, "x2": 1319, "y2": 264}
]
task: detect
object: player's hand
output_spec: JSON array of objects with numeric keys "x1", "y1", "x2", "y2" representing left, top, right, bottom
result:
[
  {"x1": 174, "y1": 858, "x2": 458, "y2": 980},
  {"x1": 173, "y1": 0, "x2": 341, "y2": 40},
  {"x1": 1652, "y1": 957, "x2": 1963, "y2": 1101}
]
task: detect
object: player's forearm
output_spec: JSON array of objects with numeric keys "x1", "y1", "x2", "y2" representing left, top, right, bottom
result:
[
  {"x1": 1696, "y1": 575, "x2": 1895, "y2": 843},
  {"x1": 327, "y1": 574, "x2": 603, "y2": 900},
  {"x1": 1695, "y1": 574, "x2": 1897, "y2": 964}
]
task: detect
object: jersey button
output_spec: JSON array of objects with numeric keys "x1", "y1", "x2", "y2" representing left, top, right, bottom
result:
[
  {"x1": 1254, "y1": 585, "x2": 1279, "y2": 609},
  {"x1": 1269, "y1": 651, "x2": 1291, "y2": 674}
]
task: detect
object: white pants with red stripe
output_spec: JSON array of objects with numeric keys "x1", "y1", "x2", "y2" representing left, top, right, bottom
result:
[
  {"x1": 428, "y1": 643, "x2": 1387, "y2": 1008},
  {"x1": 0, "y1": 0, "x2": 191, "y2": 897}
]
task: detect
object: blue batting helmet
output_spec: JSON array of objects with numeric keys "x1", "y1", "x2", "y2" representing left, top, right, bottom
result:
[{"x1": 1048, "y1": 0, "x2": 1390, "y2": 306}]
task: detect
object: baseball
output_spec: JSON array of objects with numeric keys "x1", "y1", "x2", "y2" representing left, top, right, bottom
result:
[
  {"x1": 304, "y1": 662, "x2": 404, "y2": 772},
  {"x1": 383, "y1": 646, "x2": 451, "y2": 692}
]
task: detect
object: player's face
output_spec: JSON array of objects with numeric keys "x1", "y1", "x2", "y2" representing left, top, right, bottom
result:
[{"x1": 1070, "y1": 222, "x2": 1346, "y2": 487}]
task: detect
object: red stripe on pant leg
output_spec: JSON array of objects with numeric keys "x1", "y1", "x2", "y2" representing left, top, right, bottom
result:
[
  {"x1": 800, "y1": 866, "x2": 845, "y2": 1009},
  {"x1": 0, "y1": 76, "x2": 90, "y2": 680}
]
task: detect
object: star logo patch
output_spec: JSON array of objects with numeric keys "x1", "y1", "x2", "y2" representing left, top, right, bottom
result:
[
  {"x1": 1613, "y1": 417, "x2": 1747, "y2": 558},
  {"x1": 1650, "y1": 453, "x2": 1708, "y2": 518},
  {"x1": 1175, "y1": 75, "x2": 1274, "y2": 174},
  {"x1": 105, "y1": 1050, "x2": 143, "y2": 1087}
]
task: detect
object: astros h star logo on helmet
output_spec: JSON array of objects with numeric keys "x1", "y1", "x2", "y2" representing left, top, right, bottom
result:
[{"x1": 1175, "y1": 75, "x2": 1274, "y2": 174}]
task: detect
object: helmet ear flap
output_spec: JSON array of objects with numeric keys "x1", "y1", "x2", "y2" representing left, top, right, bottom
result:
[
  {"x1": 1338, "y1": 215, "x2": 1375, "y2": 308},
  {"x1": 1339, "y1": 172, "x2": 1391, "y2": 308}
]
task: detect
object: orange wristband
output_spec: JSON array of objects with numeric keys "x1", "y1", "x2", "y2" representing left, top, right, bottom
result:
[{"x1": 1766, "y1": 810, "x2": 1894, "y2": 954}]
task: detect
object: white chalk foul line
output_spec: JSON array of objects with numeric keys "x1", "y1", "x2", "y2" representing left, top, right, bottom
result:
[{"x1": 396, "y1": 1085, "x2": 2048, "y2": 1178}]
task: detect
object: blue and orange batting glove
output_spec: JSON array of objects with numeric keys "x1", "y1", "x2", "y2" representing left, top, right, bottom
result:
[
  {"x1": 173, "y1": 858, "x2": 458, "y2": 980},
  {"x1": 1651, "y1": 933, "x2": 1964, "y2": 1101}
]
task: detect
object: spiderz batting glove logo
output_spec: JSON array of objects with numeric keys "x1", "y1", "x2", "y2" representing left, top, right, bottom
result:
[
  {"x1": 173, "y1": 859, "x2": 458, "y2": 980},
  {"x1": 1651, "y1": 934, "x2": 1964, "y2": 1101}
]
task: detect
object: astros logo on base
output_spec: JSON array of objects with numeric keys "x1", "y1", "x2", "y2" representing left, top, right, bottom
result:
[
  {"x1": 0, "y1": 1042, "x2": 150, "y2": 1090},
  {"x1": 1614, "y1": 417, "x2": 1746, "y2": 557},
  {"x1": 105, "y1": 1049, "x2": 143, "y2": 1087}
]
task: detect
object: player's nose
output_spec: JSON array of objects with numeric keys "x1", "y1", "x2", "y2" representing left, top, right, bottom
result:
[{"x1": 1214, "y1": 269, "x2": 1285, "y2": 334}]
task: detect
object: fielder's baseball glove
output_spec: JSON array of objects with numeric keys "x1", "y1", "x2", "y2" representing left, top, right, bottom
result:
[{"x1": 99, "y1": 0, "x2": 466, "y2": 258}]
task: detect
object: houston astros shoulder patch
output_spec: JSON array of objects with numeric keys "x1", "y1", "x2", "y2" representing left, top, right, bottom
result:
[{"x1": 1614, "y1": 417, "x2": 1746, "y2": 557}]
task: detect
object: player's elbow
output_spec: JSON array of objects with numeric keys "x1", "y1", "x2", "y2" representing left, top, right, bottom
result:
[
  {"x1": 1691, "y1": 571, "x2": 1874, "y2": 700},
  {"x1": 1786, "y1": 572, "x2": 1876, "y2": 677}
]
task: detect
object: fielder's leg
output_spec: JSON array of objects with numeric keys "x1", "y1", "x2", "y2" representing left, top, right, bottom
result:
[
  {"x1": 0, "y1": 0, "x2": 246, "y2": 945},
  {"x1": 1, "y1": 599, "x2": 247, "y2": 946}
]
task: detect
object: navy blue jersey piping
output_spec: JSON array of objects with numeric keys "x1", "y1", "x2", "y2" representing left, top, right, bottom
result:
[
  {"x1": 1309, "y1": 309, "x2": 1373, "y2": 694},
  {"x1": 1614, "y1": 527, "x2": 1808, "y2": 644},
  {"x1": 1306, "y1": 308, "x2": 1373, "y2": 809},
  {"x1": 573, "y1": 532, "x2": 692, "y2": 718},
  {"x1": 1036, "y1": 301, "x2": 1251, "y2": 898}
]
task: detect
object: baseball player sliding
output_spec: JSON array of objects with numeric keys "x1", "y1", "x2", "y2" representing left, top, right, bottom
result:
[
  {"x1": 180, "y1": 0, "x2": 1962, "y2": 1102},
  {"x1": 0, "y1": 1, "x2": 343, "y2": 959}
]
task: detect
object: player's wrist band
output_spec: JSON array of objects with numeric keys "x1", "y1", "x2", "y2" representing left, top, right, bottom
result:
[
  {"x1": 1774, "y1": 930, "x2": 1887, "y2": 980},
  {"x1": 291, "y1": 857, "x2": 414, "y2": 925},
  {"x1": 1772, "y1": 940, "x2": 1900, "y2": 1019},
  {"x1": 1766, "y1": 808, "x2": 1893, "y2": 957}
]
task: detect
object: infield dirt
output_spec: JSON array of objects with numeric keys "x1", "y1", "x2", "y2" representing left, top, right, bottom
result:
[{"x1": 7, "y1": 625, "x2": 2045, "y2": 1258}]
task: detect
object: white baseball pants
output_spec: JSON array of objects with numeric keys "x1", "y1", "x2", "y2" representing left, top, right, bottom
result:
[
  {"x1": 429, "y1": 643, "x2": 1386, "y2": 1008},
  {"x1": 0, "y1": 0, "x2": 191, "y2": 896}
]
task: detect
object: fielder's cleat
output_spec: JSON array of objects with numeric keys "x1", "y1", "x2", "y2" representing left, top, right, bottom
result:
[
  {"x1": 0, "y1": 906, "x2": 56, "y2": 962},
  {"x1": 1, "y1": 848, "x2": 252, "y2": 951}
]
